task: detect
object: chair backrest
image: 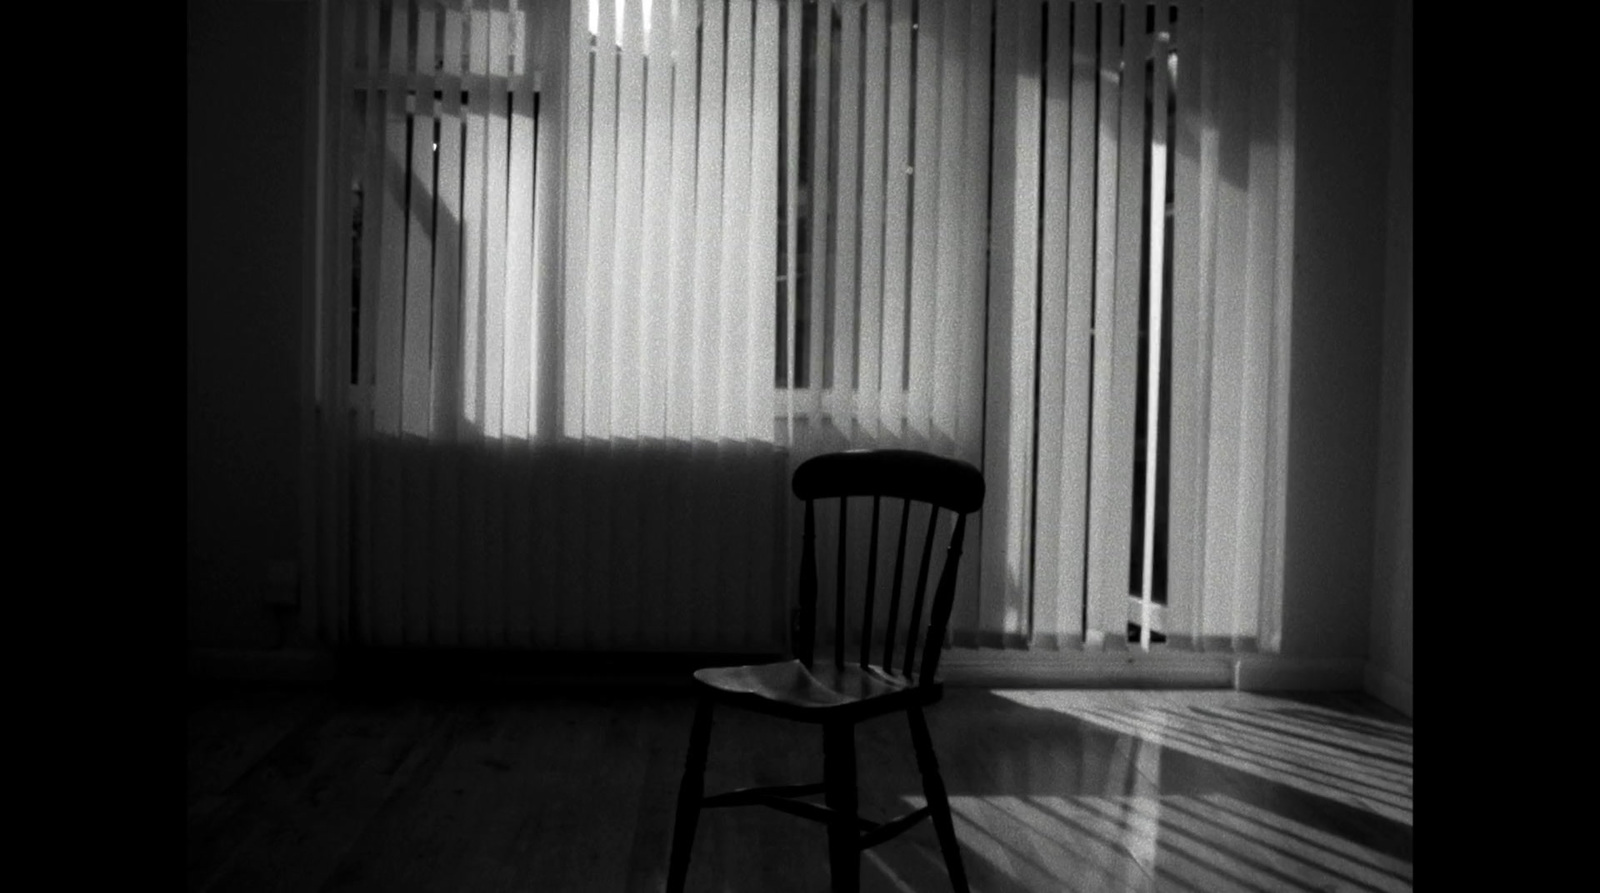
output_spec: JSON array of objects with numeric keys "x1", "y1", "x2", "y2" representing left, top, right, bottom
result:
[{"x1": 790, "y1": 449, "x2": 985, "y2": 687}]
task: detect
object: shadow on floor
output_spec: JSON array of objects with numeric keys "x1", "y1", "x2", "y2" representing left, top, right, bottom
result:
[{"x1": 187, "y1": 679, "x2": 1413, "y2": 893}]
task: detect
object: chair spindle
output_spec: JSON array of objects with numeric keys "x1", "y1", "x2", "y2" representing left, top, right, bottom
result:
[
  {"x1": 860, "y1": 495, "x2": 881, "y2": 669},
  {"x1": 798, "y1": 499, "x2": 818, "y2": 667},
  {"x1": 835, "y1": 496, "x2": 848, "y2": 669},
  {"x1": 882, "y1": 498, "x2": 913, "y2": 673}
]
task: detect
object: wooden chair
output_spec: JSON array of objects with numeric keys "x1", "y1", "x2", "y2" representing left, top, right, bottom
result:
[{"x1": 665, "y1": 448, "x2": 985, "y2": 893}]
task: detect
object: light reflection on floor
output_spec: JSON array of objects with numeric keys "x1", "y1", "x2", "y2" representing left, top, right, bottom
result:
[
  {"x1": 869, "y1": 690, "x2": 1414, "y2": 893},
  {"x1": 994, "y1": 689, "x2": 1413, "y2": 826},
  {"x1": 888, "y1": 789, "x2": 1412, "y2": 892}
]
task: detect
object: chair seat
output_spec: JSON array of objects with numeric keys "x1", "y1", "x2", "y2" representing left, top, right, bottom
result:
[{"x1": 693, "y1": 659, "x2": 938, "y2": 721}]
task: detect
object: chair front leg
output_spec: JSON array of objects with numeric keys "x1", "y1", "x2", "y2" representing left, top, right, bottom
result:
[
  {"x1": 908, "y1": 704, "x2": 969, "y2": 893},
  {"x1": 823, "y1": 721, "x2": 860, "y2": 893},
  {"x1": 666, "y1": 697, "x2": 715, "y2": 893}
]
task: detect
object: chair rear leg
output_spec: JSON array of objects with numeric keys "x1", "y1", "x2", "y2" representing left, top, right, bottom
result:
[
  {"x1": 823, "y1": 721, "x2": 860, "y2": 893},
  {"x1": 908, "y1": 705, "x2": 969, "y2": 893},
  {"x1": 666, "y1": 697, "x2": 715, "y2": 893}
]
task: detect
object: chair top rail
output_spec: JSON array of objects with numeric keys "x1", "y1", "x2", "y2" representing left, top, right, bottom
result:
[{"x1": 792, "y1": 449, "x2": 984, "y2": 514}]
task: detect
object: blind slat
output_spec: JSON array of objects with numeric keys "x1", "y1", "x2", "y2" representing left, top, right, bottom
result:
[
  {"x1": 804, "y1": 0, "x2": 831, "y2": 421},
  {"x1": 458, "y1": 0, "x2": 495, "y2": 647},
  {"x1": 784, "y1": 0, "x2": 801, "y2": 421},
  {"x1": 1102, "y1": 0, "x2": 1149, "y2": 648},
  {"x1": 857, "y1": 0, "x2": 889, "y2": 438},
  {"x1": 691, "y1": 0, "x2": 727, "y2": 439},
  {"x1": 1083, "y1": 0, "x2": 1124, "y2": 647},
  {"x1": 751, "y1": 0, "x2": 781, "y2": 439},
  {"x1": 1056, "y1": 0, "x2": 1099, "y2": 643},
  {"x1": 906, "y1": 0, "x2": 941, "y2": 441},
  {"x1": 641, "y1": 0, "x2": 676, "y2": 441},
  {"x1": 830, "y1": 0, "x2": 861, "y2": 407},
  {"x1": 611, "y1": 0, "x2": 645, "y2": 437},
  {"x1": 1033, "y1": 0, "x2": 1073, "y2": 643},
  {"x1": 582, "y1": 0, "x2": 617, "y2": 441},
  {"x1": 977, "y1": 0, "x2": 1018, "y2": 647},
  {"x1": 402, "y1": 4, "x2": 437, "y2": 442},
  {"x1": 370, "y1": 0, "x2": 410, "y2": 645},
  {"x1": 955, "y1": 0, "x2": 993, "y2": 466},
  {"x1": 932, "y1": 0, "x2": 974, "y2": 451},
  {"x1": 721, "y1": 0, "x2": 755, "y2": 439},
  {"x1": 1138, "y1": 0, "x2": 1173, "y2": 648},
  {"x1": 1199, "y1": 0, "x2": 1250, "y2": 650},
  {"x1": 879, "y1": 0, "x2": 913, "y2": 435}
]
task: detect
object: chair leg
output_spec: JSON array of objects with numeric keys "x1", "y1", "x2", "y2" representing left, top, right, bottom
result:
[
  {"x1": 823, "y1": 721, "x2": 860, "y2": 893},
  {"x1": 666, "y1": 697, "x2": 715, "y2": 893},
  {"x1": 908, "y1": 705, "x2": 969, "y2": 893}
]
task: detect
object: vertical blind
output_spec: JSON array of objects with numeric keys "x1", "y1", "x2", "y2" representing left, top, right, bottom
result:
[
  {"x1": 983, "y1": 0, "x2": 1186, "y2": 650},
  {"x1": 978, "y1": 0, "x2": 1296, "y2": 653},
  {"x1": 312, "y1": 0, "x2": 575, "y2": 646},
  {"x1": 307, "y1": 0, "x2": 1299, "y2": 658}
]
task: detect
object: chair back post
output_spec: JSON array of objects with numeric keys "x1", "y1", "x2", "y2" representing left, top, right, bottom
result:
[
  {"x1": 917, "y1": 512, "x2": 968, "y2": 686},
  {"x1": 795, "y1": 499, "x2": 818, "y2": 668},
  {"x1": 900, "y1": 506, "x2": 941, "y2": 679}
]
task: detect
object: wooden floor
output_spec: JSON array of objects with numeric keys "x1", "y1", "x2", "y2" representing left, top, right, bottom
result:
[{"x1": 188, "y1": 681, "x2": 1413, "y2": 892}]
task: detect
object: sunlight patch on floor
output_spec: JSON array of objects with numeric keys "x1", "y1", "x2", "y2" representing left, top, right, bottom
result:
[
  {"x1": 902, "y1": 792, "x2": 1412, "y2": 893},
  {"x1": 989, "y1": 689, "x2": 1414, "y2": 827}
]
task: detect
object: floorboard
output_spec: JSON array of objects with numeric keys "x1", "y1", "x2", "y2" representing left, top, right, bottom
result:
[{"x1": 187, "y1": 683, "x2": 1413, "y2": 892}]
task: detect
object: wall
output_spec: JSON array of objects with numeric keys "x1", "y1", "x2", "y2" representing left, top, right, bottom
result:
[
  {"x1": 1276, "y1": 0, "x2": 1395, "y2": 667},
  {"x1": 187, "y1": 0, "x2": 312, "y2": 650},
  {"x1": 1366, "y1": 0, "x2": 1414, "y2": 716}
]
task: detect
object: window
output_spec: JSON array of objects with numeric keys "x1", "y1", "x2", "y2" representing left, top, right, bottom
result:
[{"x1": 310, "y1": 0, "x2": 1294, "y2": 657}]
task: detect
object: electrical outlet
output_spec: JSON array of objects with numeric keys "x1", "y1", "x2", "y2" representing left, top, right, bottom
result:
[{"x1": 266, "y1": 559, "x2": 300, "y2": 607}]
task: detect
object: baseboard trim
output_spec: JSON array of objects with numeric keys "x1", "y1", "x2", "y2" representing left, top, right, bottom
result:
[
  {"x1": 939, "y1": 649, "x2": 1235, "y2": 689},
  {"x1": 1232, "y1": 655, "x2": 1366, "y2": 692},
  {"x1": 944, "y1": 649, "x2": 1370, "y2": 692},
  {"x1": 1363, "y1": 663, "x2": 1414, "y2": 717}
]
